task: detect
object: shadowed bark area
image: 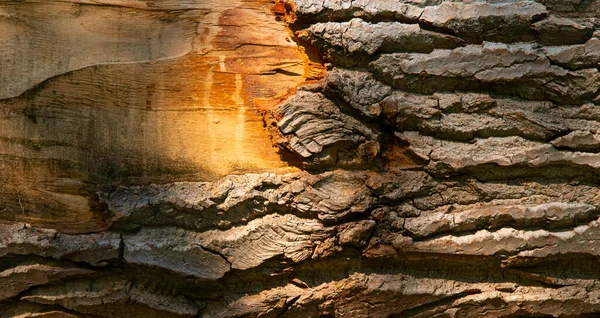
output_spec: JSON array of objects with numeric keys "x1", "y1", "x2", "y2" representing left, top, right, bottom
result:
[{"x1": 3, "y1": 0, "x2": 600, "y2": 317}]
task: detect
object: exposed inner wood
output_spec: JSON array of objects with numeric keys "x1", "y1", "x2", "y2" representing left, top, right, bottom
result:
[
  {"x1": 7, "y1": 0, "x2": 600, "y2": 316},
  {"x1": 0, "y1": 0, "x2": 313, "y2": 233}
]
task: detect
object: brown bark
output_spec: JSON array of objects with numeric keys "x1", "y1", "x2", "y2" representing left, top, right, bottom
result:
[{"x1": 2, "y1": 0, "x2": 600, "y2": 317}]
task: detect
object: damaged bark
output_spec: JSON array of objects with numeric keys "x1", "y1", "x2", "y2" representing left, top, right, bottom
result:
[{"x1": 3, "y1": 0, "x2": 600, "y2": 317}]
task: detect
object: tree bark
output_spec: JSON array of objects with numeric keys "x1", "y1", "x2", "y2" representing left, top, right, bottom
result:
[{"x1": 2, "y1": 0, "x2": 600, "y2": 316}]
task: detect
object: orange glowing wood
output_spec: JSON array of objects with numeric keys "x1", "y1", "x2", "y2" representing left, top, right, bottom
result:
[{"x1": 0, "y1": 0, "x2": 320, "y2": 233}]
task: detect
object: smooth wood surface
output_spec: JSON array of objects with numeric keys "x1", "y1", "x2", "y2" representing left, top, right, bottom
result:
[{"x1": 0, "y1": 0, "x2": 307, "y2": 233}]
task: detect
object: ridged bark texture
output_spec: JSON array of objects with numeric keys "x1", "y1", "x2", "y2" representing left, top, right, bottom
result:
[{"x1": 2, "y1": 0, "x2": 600, "y2": 317}]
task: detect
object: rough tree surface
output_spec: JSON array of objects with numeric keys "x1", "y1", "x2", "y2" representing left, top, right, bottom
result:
[{"x1": 1, "y1": 0, "x2": 600, "y2": 317}]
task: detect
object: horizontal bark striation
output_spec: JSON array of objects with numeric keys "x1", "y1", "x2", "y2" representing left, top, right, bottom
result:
[{"x1": 4, "y1": 0, "x2": 600, "y2": 317}]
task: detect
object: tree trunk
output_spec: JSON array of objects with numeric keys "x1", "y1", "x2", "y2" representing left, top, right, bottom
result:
[{"x1": 2, "y1": 0, "x2": 600, "y2": 316}]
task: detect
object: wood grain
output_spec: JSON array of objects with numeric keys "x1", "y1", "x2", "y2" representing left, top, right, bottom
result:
[{"x1": 0, "y1": 0, "x2": 307, "y2": 233}]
